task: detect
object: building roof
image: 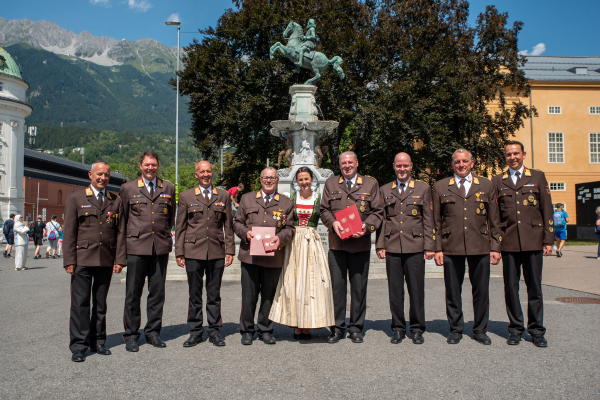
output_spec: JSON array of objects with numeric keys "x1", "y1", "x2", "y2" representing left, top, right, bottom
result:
[
  {"x1": 0, "y1": 47, "x2": 23, "y2": 80},
  {"x1": 522, "y1": 56, "x2": 600, "y2": 82},
  {"x1": 24, "y1": 148, "x2": 125, "y2": 182}
]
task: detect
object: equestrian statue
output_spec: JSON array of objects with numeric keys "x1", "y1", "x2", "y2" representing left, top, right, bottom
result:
[{"x1": 269, "y1": 20, "x2": 345, "y2": 85}]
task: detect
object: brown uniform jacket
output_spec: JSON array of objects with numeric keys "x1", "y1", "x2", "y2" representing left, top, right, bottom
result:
[
  {"x1": 63, "y1": 187, "x2": 126, "y2": 267},
  {"x1": 320, "y1": 174, "x2": 384, "y2": 253},
  {"x1": 233, "y1": 191, "x2": 294, "y2": 268},
  {"x1": 432, "y1": 175, "x2": 502, "y2": 255},
  {"x1": 376, "y1": 179, "x2": 435, "y2": 253},
  {"x1": 175, "y1": 186, "x2": 235, "y2": 260},
  {"x1": 119, "y1": 177, "x2": 176, "y2": 256},
  {"x1": 491, "y1": 167, "x2": 554, "y2": 252}
]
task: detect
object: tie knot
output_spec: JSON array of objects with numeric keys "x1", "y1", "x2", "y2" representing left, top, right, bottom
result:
[
  {"x1": 98, "y1": 191, "x2": 103, "y2": 198},
  {"x1": 515, "y1": 171, "x2": 521, "y2": 177},
  {"x1": 460, "y1": 178, "x2": 466, "y2": 184},
  {"x1": 400, "y1": 183, "x2": 405, "y2": 187},
  {"x1": 204, "y1": 189, "x2": 209, "y2": 194},
  {"x1": 148, "y1": 181, "x2": 154, "y2": 188}
]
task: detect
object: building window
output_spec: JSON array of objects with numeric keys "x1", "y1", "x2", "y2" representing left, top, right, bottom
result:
[
  {"x1": 591, "y1": 133, "x2": 600, "y2": 163},
  {"x1": 548, "y1": 133, "x2": 564, "y2": 163},
  {"x1": 550, "y1": 182, "x2": 566, "y2": 191},
  {"x1": 591, "y1": 107, "x2": 600, "y2": 115},
  {"x1": 548, "y1": 106, "x2": 561, "y2": 114}
]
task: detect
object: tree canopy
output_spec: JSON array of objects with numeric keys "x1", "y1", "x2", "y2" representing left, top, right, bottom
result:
[{"x1": 178, "y1": 0, "x2": 533, "y2": 185}]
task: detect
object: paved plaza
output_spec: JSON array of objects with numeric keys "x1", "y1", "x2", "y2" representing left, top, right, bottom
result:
[{"x1": 1, "y1": 246, "x2": 600, "y2": 399}]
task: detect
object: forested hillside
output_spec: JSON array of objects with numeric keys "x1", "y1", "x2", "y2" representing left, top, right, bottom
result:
[{"x1": 7, "y1": 43, "x2": 189, "y2": 132}]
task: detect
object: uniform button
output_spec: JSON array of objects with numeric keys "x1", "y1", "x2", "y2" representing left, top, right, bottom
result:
[
  {"x1": 464, "y1": 208, "x2": 466, "y2": 210},
  {"x1": 517, "y1": 211, "x2": 520, "y2": 214},
  {"x1": 152, "y1": 231, "x2": 155, "y2": 234},
  {"x1": 207, "y1": 227, "x2": 209, "y2": 230},
  {"x1": 152, "y1": 221, "x2": 155, "y2": 224},
  {"x1": 100, "y1": 232, "x2": 103, "y2": 234},
  {"x1": 265, "y1": 212, "x2": 267, "y2": 215},
  {"x1": 99, "y1": 242, "x2": 102, "y2": 245},
  {"x1": 517, "y1": 201, "x2": 519, "y2": 204},
  {"x1": 400, "y1": 203, "x2": 403, "y2": 205},
  {"x1": 464, "y1": 199, "x2": 467, "y2": 202},
  {"x1": 207, "y1": 236, "x2": 209, "y2": 239},
  {"x1": 152, "y1": 212, "x2": 154, "y2": 214},
  {"x1": 400, "y1": 231, "x2": 403, "y2": 233},
  {"x1": 207, "y1": 218, "x2": 210, "y2": 220},
  {"x1": 152, "y1": 202, "x2": 155, "y2": 205},
  {"x1": 100, "y1": 222, "x2": 102, "y2": 225},
  {"x1": 348, "y1": 197, "x2": 350, "y2": 200},
  {"x1": 186, "y1": 240, "x2": 188, "y2": 242},
  {"x1": 264, "y1": 220, "x2": 266, "y2": 223},
  {"x1": 518, "y1": 221, "x2": 521, "y2": 223},
  {"x1": 193, "y1": 209, "x2": 196, "y2": 212},
  {"x1": 207, "y1": 208, "x2": 210, "y2": 211},
  {"x1": 464, "y1": 217, "x2": 467, "y2": 220},
  {"x1": 464, "y1": 227, "x2": 467, "y2": 230},
  {"x1": 76, "y1": 246, "x2": 79, "y2": 249},
  {"x1": 400, "y1": 221, "x2": 403, "y2": 224}
]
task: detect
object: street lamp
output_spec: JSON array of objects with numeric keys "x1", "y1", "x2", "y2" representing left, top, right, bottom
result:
[{"x1": 165, "y1": 18, "x2": 181, "y2": 202}]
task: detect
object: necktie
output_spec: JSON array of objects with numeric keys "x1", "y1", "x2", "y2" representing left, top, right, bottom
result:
[
  {"x1": 148, "y1": 181, "x2": 154, "y2": 199},
  {"x1": 459, "y1": 178, "x2": 466, "y2": 198},
  {"x1": 204, "y1": 189, "x2": 210, "y2": 203},
  {"x1": 515, "y1": 171, "x2": 521, "y2": 186},
  {"x1": 98, "y1": 191, "x2": 104, "y2": 207},
  {"x1": 346, "y1": 181, "x2": 352, "y2": 191},
  {"x1": 264, "y1": 195, "x2": 270, "y2": 207},
  {"x1": 400, "y1": 183, "x2": 405, "y2": 194}
]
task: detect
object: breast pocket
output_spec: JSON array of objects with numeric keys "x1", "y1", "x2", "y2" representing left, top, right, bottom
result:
[
  {"x1": 499, "y1": 192, "x2": 513, "y2": 208},
  {"x1": 330, "y1": 195, "x2": 343, "y2": 212},
  {"x1": 213, "y1": 205, "x2": 226, "y2": 221},
  {"x1": 129, "y1": 198, "x2": 147, "y2": 216},
  {"x1": 523, "y1": 187, "x2": 540, "y2": 204},
  {"x1": 187, "y1": 205, "x2": 202, "y2": 223},
  {"x1": 442, "y1": 197, "x2": 456, "y2": 216},
  {"x1": 385, "y1": 199, "x2": 397, "y2": 218},
  {"x1": 159, "y1": 198, "x2": 172, "y2": 215},
  {"x1": 407, "y1": 198, "x2": 423, "y2": 217},
  {"x1": 246, "y1": 208, "x2": 259, "y2": 224},
  {"x1": 77, "y1": 208, "x2": 97, "y2": 227}
]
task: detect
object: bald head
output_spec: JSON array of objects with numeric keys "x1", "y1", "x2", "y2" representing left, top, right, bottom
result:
[
  {"x1": 393, "y1": 152, "x2": 413, "y2": 182},
  {"x1": 194, "y1": 160, "x2": 214, "y2": 189},
  {"x1": 196, "y1": 161, "x2": 212, "y2": 172}
]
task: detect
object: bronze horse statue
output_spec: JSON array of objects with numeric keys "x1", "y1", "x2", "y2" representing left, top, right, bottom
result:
[{"x1": 269, "y1": 21, "x2": 345, "y2": 85}]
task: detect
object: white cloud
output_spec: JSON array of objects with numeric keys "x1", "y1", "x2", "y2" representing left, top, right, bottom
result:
[
  {"x1": 519, "y1": 43, "x2": 546, "y2": 56},
  {"x1": 166, "y1": 13, "x2": 180, "y2": 23},
  {"x1": 127, "y1": 0, "x2": 152, "y2": 12},
  {"x1": 90, "y1": 0, "x2": 111, "y2": 7}
]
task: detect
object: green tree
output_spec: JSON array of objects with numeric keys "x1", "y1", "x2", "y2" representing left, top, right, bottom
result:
[
  {"x1": 178, "y1": 0, "x2": 533, "y2": 184},
  {"x1": 164, "y1": 164, "x2": 198, "y2": 192}
]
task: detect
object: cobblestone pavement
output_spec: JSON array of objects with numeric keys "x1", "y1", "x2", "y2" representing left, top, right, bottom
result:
[{"x1": 1, "y1": 253, "x2": 599, "y2": 399}]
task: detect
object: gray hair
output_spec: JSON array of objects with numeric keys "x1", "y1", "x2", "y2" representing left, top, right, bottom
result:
[
  {"x1": 452, "y1": 149, "x2": 473, "y2": 162},
  {"x1": 91, "y1": 161, "x2": 111, "y2": 172},
  {"x1": 339, "y1": 151, "x2": 358, "y2": 164},
  {"x1": 596, "y1": 206, "x2": 600, "y2": 216},
  {"x1": 260, "y1": 166, "x2": 278, "y2": 178}
]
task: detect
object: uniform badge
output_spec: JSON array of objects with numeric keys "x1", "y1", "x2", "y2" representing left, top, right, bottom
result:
[
  {"x1": 213, "y1": 187, "x2": 218, "y2": 195},
  {"x1": 218, "y1": 213, "x2": 222, "y2": 219},
  {"x1": 274, "y1": 194, "x2": 280, "y2": 201},
  {"x1": 499, "y1": 236, "x2": 502, "y2": 242},
  {"x1": 277, "y1": 222, "x2": 282, "y2": 228},
  {"x1": 85, "y1": 187, "x2": 93, "y2": 196},
  {"x1": 524, "y1": 168, "x2": 531, "y2": 177},
  {"x1": 137, "y1": 178, "x2": 144, "y2": 188},
  {"x1": 106, "y1": 212, "x2": 113, "y2": 224},
  {"x1": 360, "y1": 207, "x2": 366, "y2": 213},
  {"x1": 533, "y1": 200, "x2": 537, "y2": 206},
  {"x1": 411, "y1": 209, "x2": 417, "y2": 216},
  {"x1": 392, "y1": 181, "x2": 397, "y2": 189},
  {"x1": 164, "y1": 208, "x2": 168, "y2": 215},
  {"x1": 549, "y1": 227, "x2": 554, "y2": 232},
  {"x1": 370, "y1": 225, "x2": 375, "y2": 231},
  {"x1": 408, "y1": 180, "x2": 414, "y2": 189},
  {"x1": 476, "y1": 209, "x2": 481, "y2": 215},
  {"x1": 479, "y1": 203, "x2": 484, "y2": 210},
  {"x1": 357, "y1": 177, "x2": 363, "y2": 185},
  {"x1": 549, "y1": 220, "x2": 553, "y2": 225},
  {"x1": 195, "y1": 187, "x2": 201, "y2": 195},
  {"x1": 449, "y1": 178, "x2": 455, "y2": 185},
  {"x1": 476, "y1": 193, "x2": 480, "y2": 199},
  {"x1": 523, "y1": 200, "x2": 528, "y2": 206},
  {"x1": 482, "y1": 209, "x2": 486, "y2": 215},
  {"x1": 528, "y1": 195, "x2": 534, "y2": 203},
  {"x1": 361, "y1": 201, "x2": 366, "y2": 206},
  {"x1": 432, "y1": 235, "x2": 436, "y2": 240},
  {"x1": 473, "y1": 177, "x2": 479, "y2": 184}
]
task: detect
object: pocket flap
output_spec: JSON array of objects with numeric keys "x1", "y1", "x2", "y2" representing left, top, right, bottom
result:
[
  {"x1": 409, "y1": 199, "x2": 424, "y2": 205},
  {"x1": 246, "y1": 207, "x2": 259, "y2": 214},
  {"x1": 76, "y1": 240, "x2": 89, "y2": 249},
  {"x1": 213, "y1": 205, "x2": 225, "y2": 212},
  {"x1": 330, "y1": 195, "x2": 342, "y2": 201},
  {"x1": 127, "y1": 229, "x2": 140, "y2": 238},
  {"x1": 184, "y1": 235, "x2": 197, "y2": 243},
  {"x1": 531, "y1": 219, "x2": 543, "y2": 227},
  {"x1": 479, "y1": 224, "x2": 488, "y2": 234},
  {"x1": 129, "y1": 198, "x2": 147, "y2": 204},
  {"x1": 78, "y1": 208, "x2": 97, "y2": 217},
  {"x1": 500, "y1": 192, "x2": 513, "y2": 197},
  {"x1": 443, "y1": 198, "x2": 455, "y2": 204},
  {"x1": 442, "y1": 227, "x2": 451, "y2": 235},
  {"x1": 187, "y1": 205, "x2": 202, "y2": 213},
  {"x1": 524, "y1": 186, "x2": 540, "y2": 193},
  {"x1": 412, "y1": 227, "x2": 424, "y2": 237},
  {"x1": 500, "y1": 221, "x2": 507, "y2": 229}
]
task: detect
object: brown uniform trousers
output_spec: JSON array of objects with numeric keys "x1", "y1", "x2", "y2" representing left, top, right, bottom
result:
[
  {"x1": 376, "y1": 179, "x2": 434, "y2": 334},
  {"x1": 233, "y1": 191, "x2": 294, "y2": 334},
  {"x1": 63, "y1": 187, "x2": 126, "y2": 352},
  {"x1": 119, "y1": 177, "x2": 176, "y2": 341},
  {"x1": 432, "y1": 175, "x2": 501, "y2": 335},
  {"x1": 492, "y1": 167, "x2": 553, "y2": 337},
  {"x1": 175, "y1": 186, "x2": 235, "y2": 336},
  {"x1": 320, "y1": 174, "x2": 383, "y2": 334}
]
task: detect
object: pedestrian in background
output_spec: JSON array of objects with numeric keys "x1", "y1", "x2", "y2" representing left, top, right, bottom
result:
[
  {"x1": 57, "y1": 229, "x2": 64, "y2": 257},
  {"x1": 13, "y1": 215, "x2": 30, "y2": 271},
  {"x1": 32, "y1": 216, "x2": 45, "y2": 259},
  {"x1": 595, "y1": 206, "x2": 600, "y2": 260},
  {"x1": 228, "y1": 183, "x2": 244, "y2": 217},
  {"x1": 45, "y1": 215, "x2": 61, "y2": 259},
  {"x1": 3, "y1": 214, "x2": 15, "y2": 258},
  {"x1": 552, "y1": 203, "x2": 569, "y2": 257}
]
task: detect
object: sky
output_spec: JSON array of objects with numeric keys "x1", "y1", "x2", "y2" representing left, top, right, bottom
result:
[{"x1": 1, "y1": 0, "x2": 598, "y2": 56}]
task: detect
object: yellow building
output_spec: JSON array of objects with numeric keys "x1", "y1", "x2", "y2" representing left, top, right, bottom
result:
[{"x1": 509, "y1": 56, "x2": 600, "y2": 229}]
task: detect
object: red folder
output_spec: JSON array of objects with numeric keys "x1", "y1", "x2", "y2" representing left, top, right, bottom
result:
[
  {"x1": 335, "y1": 204, "x2": 363, "y2": 240},
  {"x1": 262, "y1": 237, "x2": 278, "y2": 253},
  {"x1": 249, "y1": 227, "x2": 276, "y2": 256}
]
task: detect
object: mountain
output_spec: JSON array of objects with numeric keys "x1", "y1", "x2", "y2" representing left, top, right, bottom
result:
[
  {"x1": 5, "y1": 42, "x2": 189, "y2": 132},
  {"x1": 0, "y1": 18, "x2": 179, "y2": 74}
]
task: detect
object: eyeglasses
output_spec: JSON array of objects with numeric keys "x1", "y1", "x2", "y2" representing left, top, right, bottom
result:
[{"x1": 261, "y1": 177, "x2": 277, "y2": 181}]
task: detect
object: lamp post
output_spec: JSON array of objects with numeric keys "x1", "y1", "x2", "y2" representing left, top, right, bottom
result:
[{"x1": 166, "y1": 19, "x2": 181, "y2": 202}]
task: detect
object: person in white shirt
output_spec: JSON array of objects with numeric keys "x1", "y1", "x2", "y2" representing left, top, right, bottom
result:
[{"x1": 45, "y1": 215, "x2": 62, "y2": 259}]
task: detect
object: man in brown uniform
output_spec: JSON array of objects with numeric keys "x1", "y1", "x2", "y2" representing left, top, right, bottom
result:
[
  {"x1": 320, "y1": 151, "x2": 383, "y2": 344},
  {"x1": 492, "y1": 141, "x2": 553, "y2": 348},
  {"x1": 120, "y1": 151, "x2": 176, "y2": 352},
  {"x1": 433, "y1": 149, "x2": 501, "y2": 345},
  {"x1": 175, "y1": 161, "x2": 235, "y2": 347},
  {"x1": 233, "y1": 167, "x2": 294, "y2": 345},
  {"x1": 376, "y1": 152, "x2": 435, "y2": 345},
  {"x1": 63, "y1": 161, "x2": 126, "y2": 362}
]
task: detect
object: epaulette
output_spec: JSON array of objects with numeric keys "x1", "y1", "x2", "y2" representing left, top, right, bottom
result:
[{"x1": 364, "y1": 175, "x2": 377, "y2": 182}]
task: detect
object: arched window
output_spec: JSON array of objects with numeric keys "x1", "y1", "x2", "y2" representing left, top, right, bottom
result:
[{"x1": 57, "y1": 190, "x2": 63, "y2": 206}]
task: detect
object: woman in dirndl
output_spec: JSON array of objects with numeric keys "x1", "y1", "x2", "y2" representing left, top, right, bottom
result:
[{"x1": 269, "y1": 167, "x2": 334, "y2": 340}]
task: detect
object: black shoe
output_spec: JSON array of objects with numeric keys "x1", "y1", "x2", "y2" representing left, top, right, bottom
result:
[
  {"x1": 412, "y1": 332, "x2": 424, "y2": 345},
  {"x1": 348, "y1": 332, "x2": 364, "y2": 343},
  {"x1": 71, "y1": 350, "x2": 86, "y2": 362},
  {"x1": 209, "y1": 334, "x2": 226, "y2": 347},
  {"x1": 447, "y1": 333, "x2": 462, "y2": 344},
  {"x1": 473, "y1": 333, "x2": 492, "y2": 345},
  {"x1": 301, "y1": 332, "x2": 312, "y2": 340},
  {"x1": 390, "y1": 331, "x2": 405, "y2": 344},
  {"x1": 183, "y1": 334, "x2": 203, "y2": 347},
  {"x1": 125, "y1": 338, "x2": 139, "y2": 352},
  {"x1": 241, "y1": 333, "x2": 254, "y2": 345},
  {"x1": 533, "y1": 335, "x2": 548, "y2": 348},
  {"x1": 507, "y1": 333, "x2": 522, "y2": 345},
  {"x1": 258, "y1": 333, "x2": 276, "y2": 345},
  {"x1": 327, "y1": 331, "x2": 343, "y2": 344},
  {"x1": 293, "y1": 332, "x2": 303, "y2": 340},
  {"x1": 146, "y1": 336, "x2": 167, "y2": 348},
  {"x1": 90, "y1": 344, "x2": 111, "y2": 355}
]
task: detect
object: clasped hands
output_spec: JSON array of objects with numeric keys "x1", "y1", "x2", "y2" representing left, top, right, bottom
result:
[{"x1": 332, "y1": 221, "x2": 366, "y2": 239}]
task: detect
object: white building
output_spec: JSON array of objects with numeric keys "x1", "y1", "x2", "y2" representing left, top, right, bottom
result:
[{"x1": 0, "y1": 47, "x2": 33, "y2": 222}]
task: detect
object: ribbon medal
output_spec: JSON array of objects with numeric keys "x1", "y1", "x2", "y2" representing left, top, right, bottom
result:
[
  {"x1": 528, "y1": 195, "x2": 534, "y2": 203},
  {"x1": 523, "y1": 200, "x2": 528, "y2": 206}
]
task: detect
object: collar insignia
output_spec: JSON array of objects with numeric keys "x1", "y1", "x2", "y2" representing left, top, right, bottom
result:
[
  {"x1": 357, "y1": 177, "x2": 363, "y2": 185},
  {"x1": 85, "y1": 187, "x2": 93, "y2": 196},
  {"x1": 392, "y1": 181, "x2": 397, "y2": 189},
  {"x1": 473, "y1": 177, "x2": 479, "y2": 185},
  {"x1": 212, "y1": 187, "x2": 218, "y2": 195},
  {"x1": 408, "y1": 180, "x2": 414, "y2": 188},
  {"x1": 274, "y1": 194, "x2": 280, "y2": 201},
  {"x1": 524, "y1": 168, "x2": 531, "y2": 177},
  {"x1": 502, "y1": 170, "x2": 509, "y2": 179},
  {"x1": 195, "y1": 187, "x2": 201, "y2": 195},
  {"x1": 256, "y1": 191, "x2": 261, "y2": 198},
  {"x1": 106, "y1": 191, "x2": 112, "y2": 200},
  {"x1": 138, "y1": 178, "x2": 144, "y2": 188},
  {"x1": 157, "y1": 178, "x2": 163, "y2": 188},
  {"x1": 339, "y1": 177, "x2": 344, "y2": 184},
  {"x1": 449, "y1": 178, "x2": 455, "y2": 185}
]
